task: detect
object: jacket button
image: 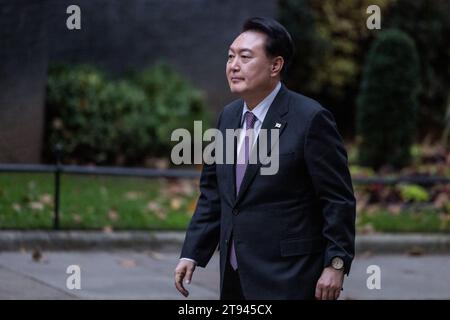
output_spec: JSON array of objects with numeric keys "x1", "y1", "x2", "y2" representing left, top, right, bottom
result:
[{"x1": 232, "y1": 209, "x2": 238, "y2": 215}]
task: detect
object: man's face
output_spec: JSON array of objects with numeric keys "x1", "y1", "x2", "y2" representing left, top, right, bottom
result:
[{"x1": 226, "y1": 31, "x2": 274, "y2": 96}]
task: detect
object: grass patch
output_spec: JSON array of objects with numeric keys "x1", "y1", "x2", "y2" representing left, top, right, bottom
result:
[
  {"x1": 2, "y1": 173, "x2": 450, "y2": 233},
  {"x1": 0, "y1": 173, "x2": 198, "y2": 230},
  {"x1": 357, "y1": 209, "x2": 450, "y2": 233}
]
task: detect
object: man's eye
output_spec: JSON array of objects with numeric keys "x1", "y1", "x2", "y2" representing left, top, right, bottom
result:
[
  {"x1": 241, "y1": 55, "x2": 251, "y2": 59},
  {"x1": 228, "y1": 54, "x2": 234, "y2": 59}
]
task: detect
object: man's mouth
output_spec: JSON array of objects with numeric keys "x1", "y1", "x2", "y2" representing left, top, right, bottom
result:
[{"x1": 230, "y1": 77, "x2": 244, "y2": 83}]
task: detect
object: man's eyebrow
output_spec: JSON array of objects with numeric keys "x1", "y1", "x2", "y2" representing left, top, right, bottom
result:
[{"x1": 228, "y1": 48, "x2": 254, "y2": 54}]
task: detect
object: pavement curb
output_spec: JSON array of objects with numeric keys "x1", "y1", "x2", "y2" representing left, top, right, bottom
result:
[
  {"x1": 0, "y1": 231, "x2": 185, "y2": 251},
  {"x1": 1, "y1": 231, "x2": 450, "y2": 254},
  {"x1": 356, "y1": 233, "x2": 450, "y2": 254}
]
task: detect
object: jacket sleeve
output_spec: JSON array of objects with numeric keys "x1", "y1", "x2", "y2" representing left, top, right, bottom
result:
[
  {"x1": 304, "y1": 108, "x2": 356, "y2": 275},
  {"x1": 180, "y1": 111, "x2": 223, "y2": 268}
]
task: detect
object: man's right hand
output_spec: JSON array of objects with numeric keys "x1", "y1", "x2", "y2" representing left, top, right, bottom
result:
[{"x1": 174, "y1": 259, "x2": 196, "y2": 297}]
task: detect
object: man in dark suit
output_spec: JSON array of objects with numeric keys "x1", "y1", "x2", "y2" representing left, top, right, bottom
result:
[{"x1": 174, "y1": 17, "x2": 355, "y2": 300}]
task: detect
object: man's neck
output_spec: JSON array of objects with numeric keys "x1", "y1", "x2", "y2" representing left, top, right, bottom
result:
[{"x1": 244, "y1": 82, "x2": 279, "y2": 110}]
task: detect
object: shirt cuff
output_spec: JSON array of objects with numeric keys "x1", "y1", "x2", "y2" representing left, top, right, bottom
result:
[{"x1": 180, "y1": 257, "x2": 197, "y2": 265}]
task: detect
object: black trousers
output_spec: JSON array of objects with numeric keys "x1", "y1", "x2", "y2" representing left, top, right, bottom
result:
[{"x1": 221, "y1": 252, "x2": 246, "y2": 300}]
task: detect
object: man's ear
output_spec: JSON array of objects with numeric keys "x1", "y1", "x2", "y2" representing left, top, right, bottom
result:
[{"x1": 270, "y1": 56, "x2": 284, "y2": 77}]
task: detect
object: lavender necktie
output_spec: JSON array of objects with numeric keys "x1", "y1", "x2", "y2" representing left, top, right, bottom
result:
[{"x1": 230, "y1": 111, "x2": 257, "y2": 270}]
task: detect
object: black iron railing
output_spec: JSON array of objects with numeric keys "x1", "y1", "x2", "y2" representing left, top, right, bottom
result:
[
  {"x1": 0, "y1": 146, "x2": 200, "y2": 229},
  {"x1": 1, "y1": 153, "x2": 449, "y2": 229}
]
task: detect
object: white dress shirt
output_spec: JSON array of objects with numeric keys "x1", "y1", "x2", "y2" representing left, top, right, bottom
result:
[{"x1": 236, "y1": 81, "x2": 281, "y2": 157}]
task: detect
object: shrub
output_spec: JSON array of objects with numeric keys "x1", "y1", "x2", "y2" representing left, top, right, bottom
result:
[
  {"x1": 128, "y1": 63, "x2": 212, "y2": 156},
  {"x1": 356, "y1": 29, "x2": 421, "y2": 169},
  {"x1": 45, "y1": 63, "x2": 211, "y2": 165},
  {"x1": 385, "y1": 0, "x2": 450, "y2": 140},
  {"x1": 45, "y1": 64, "x2": 151, "y2": 164}
]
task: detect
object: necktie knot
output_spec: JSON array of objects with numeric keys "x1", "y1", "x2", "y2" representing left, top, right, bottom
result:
[{"x1": 244, "y1": 111, "x2": 257, "y2": 130}]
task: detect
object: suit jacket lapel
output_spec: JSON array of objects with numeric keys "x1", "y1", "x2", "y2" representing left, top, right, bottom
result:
[{"x1": 234, "y1": 84, "x2": 290, "y2": 206}]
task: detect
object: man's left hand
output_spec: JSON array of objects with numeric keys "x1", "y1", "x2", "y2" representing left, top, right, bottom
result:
[{"x1": 315, "y1": 267, "x2": 344, "y2": 300}]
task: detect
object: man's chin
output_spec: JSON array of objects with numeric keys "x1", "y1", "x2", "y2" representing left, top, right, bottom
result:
[{"x1": 229, "y1": 85, "x2": 246, "y2": 95}]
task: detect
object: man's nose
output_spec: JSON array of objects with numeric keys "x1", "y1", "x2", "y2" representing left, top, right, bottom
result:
[{"x1": 229, "y1": 58, "x2": 240, "y2": 71}]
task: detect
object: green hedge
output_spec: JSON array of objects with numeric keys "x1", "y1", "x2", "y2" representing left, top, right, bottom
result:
[
  {"x1": 356, "y1": 29, "x2": 421, "y2": 169},
  {"x1": 128, "y1": 63, "x2": 211, "y2": 156},
  {"x1": 45, "y1": 63, "x2": 211, "y2": 165}
]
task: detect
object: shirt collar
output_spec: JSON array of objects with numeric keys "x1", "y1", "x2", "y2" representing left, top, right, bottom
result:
[{"x1": 242, "y1": 81, "x2": 281, "y2": 126}]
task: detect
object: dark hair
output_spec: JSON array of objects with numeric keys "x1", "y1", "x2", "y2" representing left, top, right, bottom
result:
[{"x1": 242, "y1": 17, "x2": 294, "y2": 76}]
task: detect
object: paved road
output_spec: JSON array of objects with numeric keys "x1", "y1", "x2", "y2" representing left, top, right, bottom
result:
[{"x1": 0, "y1": 248, "x2": 449, "y2": 299}]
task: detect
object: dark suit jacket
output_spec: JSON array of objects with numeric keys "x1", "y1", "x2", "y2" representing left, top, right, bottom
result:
[{"x1": 180, "y1": 84, "x2": 356, "y2": 299}]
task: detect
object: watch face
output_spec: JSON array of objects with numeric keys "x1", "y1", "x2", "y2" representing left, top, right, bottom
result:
[{"x1": 332, "y1": 257, "x2": 344, "y2": 270}]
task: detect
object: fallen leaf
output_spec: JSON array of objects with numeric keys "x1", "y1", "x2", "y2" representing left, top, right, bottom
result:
[
  {"x1": 102, "y1": 225, "x2": 113, "y2": 233},
  {"x1": 147, "y1": 201, "x2": 160, "y2": 211},
  {"x1": 434, "y1": 193, "x2": 449, "y2": 209},
  {"x1": 407, "y1": 246, "x2": 424, "y2": 256},
  {"x1": 29, "y1": 202, "x2": 44, "y2": 211},
  {"x1": 360, "y1": 223, "x2": 375, "y2": 234},
  {"x1": 12, "y1": 203, "x2": 21, "y2": 212},
  {"x1": 358, "y1": 251, "x2": 373, "y2": 258},
  {"x1": 365, "y1": 205, "x2": 379, "y2": 215},
  {"x1": 387, "y1": 204, "x2": 402, "y2": 215},
  {"x1": 180, "y1": 180, "x2": 196, "y2": 196},
  {"x1": 39, "y1": 194, "x2": 53, "y2": 205},
  {"x1": 119, "y1": 259, "x2": 136, "y2": 268},
  {"x1": 154, "y1": 209, "x2": 167, "y2": 220},
  {"x1": 379, "y1": 187, "x2": 392, "y2": 201},
  {"x1": 356, "y1": 193, "x2": 370, "y2": 212},
  {"x1": 108, "y1": 209, "x2": 119, "y2": 221},
  {"x1": 147, "y1": 251, "x2": 166, "y2": 260},
  {"x1": 170, "y1": 198, "x2": 182, "y2": 210},
  {"x1": 401, "y1": 269, "x2": 415, "y2": 274},
  {"x1": 124, "y1": 191, "x2": 142, "y2": 200},
  {"x1": 166, "y1": 181, "x2": 186, "y2": 196},
  {"x1": 439, "y1": 214, "x2": 450, "y2": 230},
  {"x1": 73, "y1": 214, "x2": 82, "y2": 224},
  {"x1": 187, "y1": 199, "x2": 197, "y2": 216},
  {"x1": 147, "y1": 201, "x2": 166, "y2": 219},
  {"x1": 32, "y1": 249, "x2": 42, "y2": 262}
]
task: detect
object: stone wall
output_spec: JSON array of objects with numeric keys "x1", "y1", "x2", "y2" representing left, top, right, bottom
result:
[{"x1": 0, "y1": 0, "x2": 49, "y2": 163}]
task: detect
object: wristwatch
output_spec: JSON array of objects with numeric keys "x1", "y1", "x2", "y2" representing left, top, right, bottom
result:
[{"x1": 331, "y1": 257, "x2": 344, "y2": 271}]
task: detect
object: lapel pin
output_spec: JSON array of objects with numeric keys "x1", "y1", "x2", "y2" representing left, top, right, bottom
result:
[{"x1": 275, "y1": 123, "x2": 282, "y2": 128}]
